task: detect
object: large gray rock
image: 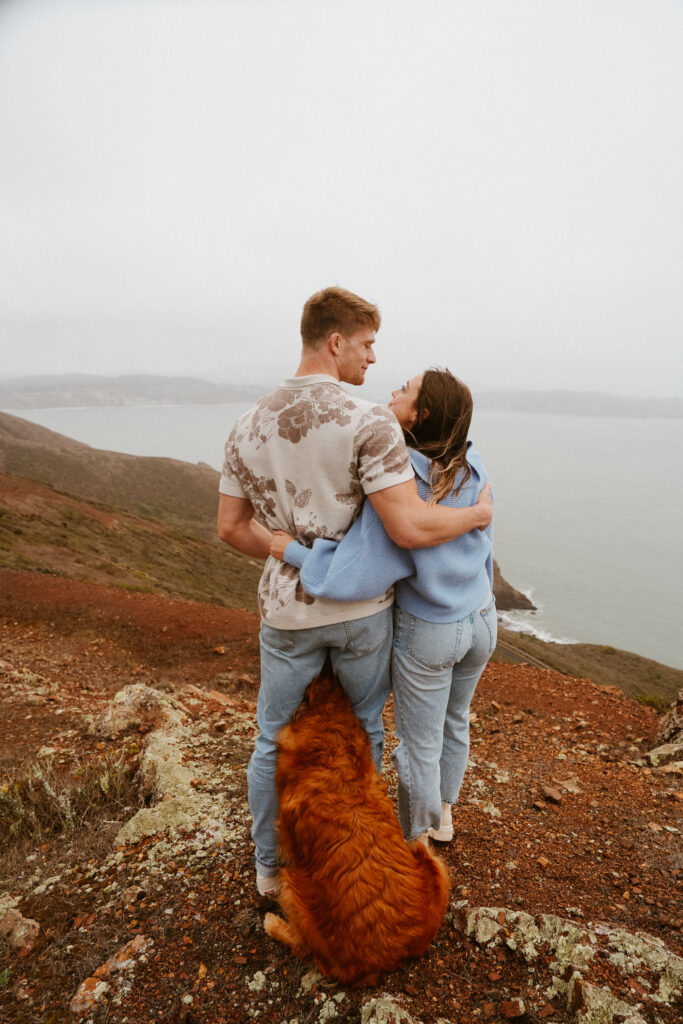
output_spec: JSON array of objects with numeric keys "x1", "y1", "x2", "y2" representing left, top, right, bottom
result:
[{"x1": 657, "y1": 688, "x2": 683, "y2": 746}]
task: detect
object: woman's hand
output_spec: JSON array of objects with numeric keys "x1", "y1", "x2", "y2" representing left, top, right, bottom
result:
[
  {"x1": 271, "y1": 529, "x2": 295, "y2": 561},
  {"x1": 474, "y1": 483, "x2": 493, "y2": 529}
]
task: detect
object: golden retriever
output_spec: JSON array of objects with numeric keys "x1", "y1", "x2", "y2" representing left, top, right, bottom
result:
[{"x1": 263, "y1": 665, "x2": 450, "y2": 986}]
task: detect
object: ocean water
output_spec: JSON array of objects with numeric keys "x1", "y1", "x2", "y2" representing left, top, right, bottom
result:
[{"x1": 8, "y1": 402, "x2": 683, "y2": 670}]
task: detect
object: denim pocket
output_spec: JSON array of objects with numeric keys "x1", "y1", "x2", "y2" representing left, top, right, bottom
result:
[
  {"x1": 343, "y1": 609, "x2": 391, "y2": 655},
  {"x1": 260, "y1": 622, "x2": 296, "y2": 652},
  {"x1": 403, "y1": 614, "x2": 464, "y2": 670},
  {"x1": 479, "y1": 595, "x2": 498, "y2": 655}
]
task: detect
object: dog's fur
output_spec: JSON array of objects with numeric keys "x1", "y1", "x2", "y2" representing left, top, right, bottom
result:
[{"x1": 263, "y1": 666, "x2": 450, "y2": 987}]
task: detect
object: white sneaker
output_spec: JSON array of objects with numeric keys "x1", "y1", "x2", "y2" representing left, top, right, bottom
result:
[
  {"x1": 427, "y1": 802, "x2": 454, "y2": 842},
  {"x1": 256, "y1": 872, "x2": 280, "y2": 898}
]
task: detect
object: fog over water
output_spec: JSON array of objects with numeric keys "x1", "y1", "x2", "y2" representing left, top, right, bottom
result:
[
  {"x1": 1, "y1": 1, "x2": 682, "y2": 397},
  {"x1": 13, "y1": 402, "x2": 683, "y2": 671}
]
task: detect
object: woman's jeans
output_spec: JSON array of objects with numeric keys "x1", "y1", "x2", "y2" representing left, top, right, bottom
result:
[
  {"x1": 391, "y1": 596, "x2": 497, "y2": 841},
  {"x1": 248, "y1": 606, "x2": 393, "y2": 875}
]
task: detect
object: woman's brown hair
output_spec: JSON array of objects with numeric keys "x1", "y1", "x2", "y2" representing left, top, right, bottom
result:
[{"x1": 406, "y1": 369, "x2": 473, "y2": 504}]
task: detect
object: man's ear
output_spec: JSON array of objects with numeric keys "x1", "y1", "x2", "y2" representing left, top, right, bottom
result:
[
  {"x1": 420, "y1": 407, "x2": 430, "y2": 421},
  {"x1": 328, "y1": 332, "x2": 342, "y2": 355}
]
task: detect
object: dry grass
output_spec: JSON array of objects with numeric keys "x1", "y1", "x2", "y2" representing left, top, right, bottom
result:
[
  {"x1": 0, "y1": 750, "x2": 139, "y2": 844},
  {"x1": 496, "y1": 626, "x2": 681, "y2": 704}
]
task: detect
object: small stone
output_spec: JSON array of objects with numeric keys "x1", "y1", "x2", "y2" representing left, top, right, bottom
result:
[
  {"x1": 646, "y1": 741, "x2": 683, "y2": 767},
  {"x1": 537, "y1": 856, "x2": 551, "y2": 869},
  {"x1": 0, "y1": 909, "x2": 22, "y2": 938},
  {"x1": 9, "y1": 917, "x2": 40, "y2": 949},
  {"x1": 248, "y1": 970, "x2": 267, "y2": 992},
  {"x1": 360, "y1": 996, "x2": 415, "y2": 1023},
  {"x1": 70, "y1": 977, "x2": 110, "y2": 1017},
  {"x1": 118, "y1": 885, "x2": 145, "y2": 906},
  {"x1": 541, "y1": 785, "x2": 563, "y2": 803},
  {"x1": 500, "y1": 998, "x2": 525, "y2": 1018},
  {"x1": 553, "y1": 775, "x2": 582, "y2": 794}
]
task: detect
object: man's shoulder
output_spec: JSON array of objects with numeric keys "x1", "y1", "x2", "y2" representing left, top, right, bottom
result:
[{"x1": 252, "y1": 379, "x2": 396, "y2": 433}]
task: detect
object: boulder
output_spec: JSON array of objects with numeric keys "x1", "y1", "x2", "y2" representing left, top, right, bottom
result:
[
  {"x1": 493, "y1": 560, "x2": 535, "y2": 611},
  {"x1": 656, "y1": 688, "x2": 683, "y2": 746},
  {"x1": 89, "y1": 683, "x2": 186, "y2": 738}
]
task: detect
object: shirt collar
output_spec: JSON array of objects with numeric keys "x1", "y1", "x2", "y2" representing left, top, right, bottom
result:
[{"x1": 279, "y1": 374, "x2": 345, "y2": 389}]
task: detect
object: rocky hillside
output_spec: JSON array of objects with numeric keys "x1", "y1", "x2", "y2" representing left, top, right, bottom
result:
[{"x1": 0, "y1": 570, "x2": 681, "y2": 1023}]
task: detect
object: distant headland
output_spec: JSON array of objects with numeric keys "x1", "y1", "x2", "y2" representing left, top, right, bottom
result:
[{"x1": 1, "y1": 374, "x2": 681, "y2": 419}]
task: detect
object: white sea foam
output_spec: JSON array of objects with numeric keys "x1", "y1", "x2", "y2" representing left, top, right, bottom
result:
[
  {"x1": 497, "y1": 595, "x2": 575, "y2": 646},
  {"x1": 497, "y1": 610, "x2": 574, "y2": 646}
]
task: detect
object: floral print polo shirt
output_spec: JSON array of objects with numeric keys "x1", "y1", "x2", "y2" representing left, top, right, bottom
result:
[{"x1": 220, "y1": 374, "x2": 414, "y2": 629}]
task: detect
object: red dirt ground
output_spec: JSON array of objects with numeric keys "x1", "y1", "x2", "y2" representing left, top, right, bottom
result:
[{"x1": 0, "y1": 569, "x2": 681, "y2": 1024}]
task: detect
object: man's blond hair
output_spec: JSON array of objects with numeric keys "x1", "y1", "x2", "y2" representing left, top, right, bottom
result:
[{"x1": 300, "y1": 286, "x2": 381, "y2": 349}]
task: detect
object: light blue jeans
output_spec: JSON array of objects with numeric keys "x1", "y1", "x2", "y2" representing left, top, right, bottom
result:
[
  {"x1": 391, "y1": 596, "x2": 497, "y2": 840},
  {"x1": 248, "y1": 606, "x2": 393, "y2": 874}
]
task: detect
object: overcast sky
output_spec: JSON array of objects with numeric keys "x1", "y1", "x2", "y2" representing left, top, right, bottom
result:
[{"x1": 1, "y1": 0, "x2": 681, "y2": 397}]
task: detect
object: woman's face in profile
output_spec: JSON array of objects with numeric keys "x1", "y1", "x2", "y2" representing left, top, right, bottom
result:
[{"x1": 388, "y1": 373, "x2": 423, "y2": 429}]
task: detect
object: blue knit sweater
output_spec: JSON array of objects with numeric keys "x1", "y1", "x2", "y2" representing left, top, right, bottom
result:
[{"x1": 284, "y1": 445, "x2": 493, "y2": 624}]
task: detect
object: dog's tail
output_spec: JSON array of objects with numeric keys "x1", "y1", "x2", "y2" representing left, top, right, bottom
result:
[{"x1": 413, "y1": 842, "x2": 451, "y2": 914}]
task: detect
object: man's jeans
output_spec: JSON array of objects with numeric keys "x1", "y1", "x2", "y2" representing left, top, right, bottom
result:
[
  {"x1": 391, "y1": 596, "x2": 497, "y2": 840},
  {"x1": 248, "y1": 606, "x2": 393, "y2": 875}
]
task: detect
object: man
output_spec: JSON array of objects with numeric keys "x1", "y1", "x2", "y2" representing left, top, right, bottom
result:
[{"x1": 217, "y1": 286, "x2": 492, "y2": 896}]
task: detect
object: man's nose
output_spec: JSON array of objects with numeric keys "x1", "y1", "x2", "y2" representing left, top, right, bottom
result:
[{"x1": 368, "y1": 349, "x2": 376, "y2": 364}]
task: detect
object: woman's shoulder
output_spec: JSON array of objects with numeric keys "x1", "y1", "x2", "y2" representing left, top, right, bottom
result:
[
  {"x1": 465, "y1": 442, "x2": 488, "y2": 480},
  {"x1": 408, "y1": 447, "x2": 431, "y2": 481}
]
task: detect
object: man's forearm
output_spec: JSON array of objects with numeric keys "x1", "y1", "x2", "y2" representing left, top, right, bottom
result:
[
  {"x1": 217, "y1": 494, "x2": 272, "y2": 559},
  {"x1": 218, "y1": 518, "x2": 272, "y2": 559},
  {"x1": 368, "y1": 480, "x2": 492, "y2": 549},
  {"x1": 396, "y1": 501, "x2": 486, "y2": 549}
]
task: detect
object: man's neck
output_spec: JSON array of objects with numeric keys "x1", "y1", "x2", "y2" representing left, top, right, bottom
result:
[{"x1": 293, "y1": 349, "x2": 341, "y2": 380}]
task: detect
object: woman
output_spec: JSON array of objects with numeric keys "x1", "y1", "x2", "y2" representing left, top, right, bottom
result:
[{"x1": 270, "y1": 369, "x2": 496, "y2": 845}]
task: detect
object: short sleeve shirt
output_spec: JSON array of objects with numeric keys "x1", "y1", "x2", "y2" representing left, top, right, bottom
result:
[{"x1": 220, "y1": 374, "x2": 414, "y2": 628}]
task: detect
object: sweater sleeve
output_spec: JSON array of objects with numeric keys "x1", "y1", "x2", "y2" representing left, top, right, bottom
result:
[{"x1": 283, "y1": 501, "x2": 416, "y2": 601}]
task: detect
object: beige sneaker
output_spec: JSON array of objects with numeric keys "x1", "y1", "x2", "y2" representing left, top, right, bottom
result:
[
  {"x1": 427, "y1": 802, "x2": 453, "y2": 842},
  {"x1": 256, "y1": 872, "x2": 280, "y2": 898}
]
